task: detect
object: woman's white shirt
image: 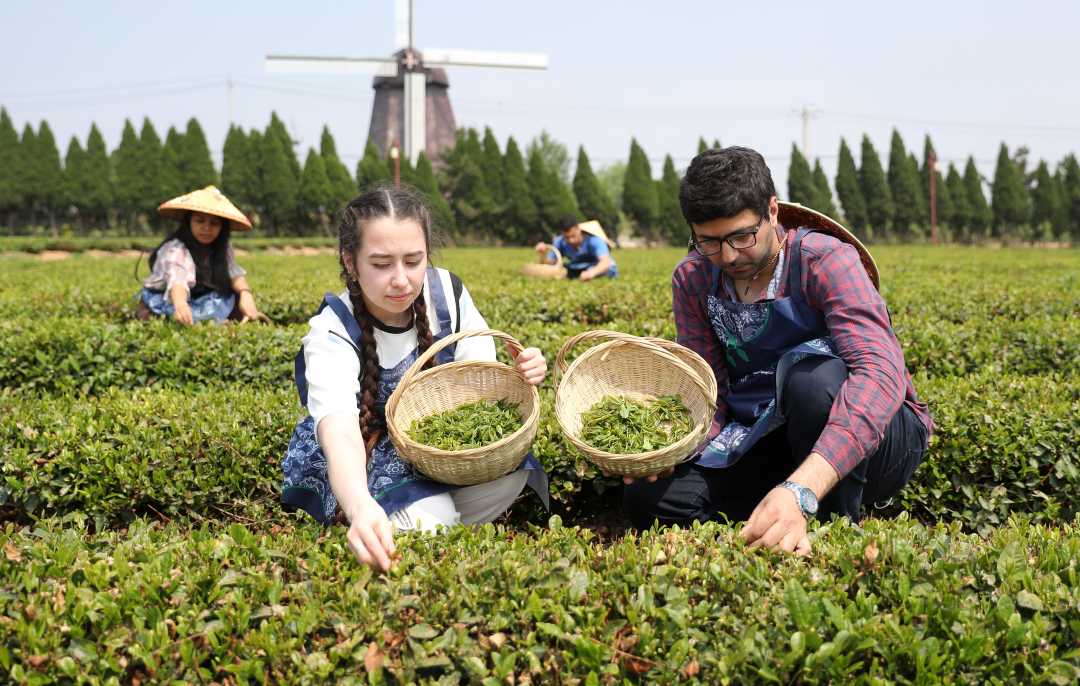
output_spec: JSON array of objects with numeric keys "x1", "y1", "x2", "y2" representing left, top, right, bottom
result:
[{"x1": 302, "y1": 268, "x2": 495, "y2": 430}]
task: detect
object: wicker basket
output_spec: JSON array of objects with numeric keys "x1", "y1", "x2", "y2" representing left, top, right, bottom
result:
[
  {"x1": 521, "y1": 245, "x2": 567, "y2": 279},
  {"x1": 554, "y1": 330, "x2": 717, "y2": 477},
  {"x1": 386, "y1": 328, "x2": 541, "y2": 486}
]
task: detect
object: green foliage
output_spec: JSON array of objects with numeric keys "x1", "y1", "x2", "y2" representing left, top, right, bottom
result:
[
  {"x1": 595, "y1": 161, "x2": 626, "y2": 212},
  {"x1": 79, "y1": 125, "x2": 113, "y2": 227},
  {"x1": 787, "y1": 144, "x2": 816, "y2": 206},
  {"x1": 572, "y1": 146, "x2": 619, "y2": 241},
  {"x1": 265, "y1": 112, "x2": 300, "y2": 181},
  {"x1": 1060, "y1": 153, "x2": 1080, "y2": 242},
  {"x1": 354, "y1": 139, "x2": 390, "y2": 192},
  {"x1": 991, "y1": 143, "x2": 1031, "y2": 238},
  {"x1": 580, "y1": 395, "x2": 692, "y2": 454},
  {"x1": 62, "y1": 136, "x2": 85, "y2": 211},
  {"x1": 834, "y1": 138, "x2": 867, "y2": 231},
  {"x1": 622, "y1": 138, "x2": 658, "y2": 240},
  {"x1": 297, "y1": 149, "x2": 332, "y2": 232},
  {"x1": 259, "y1": 131, "x2": 298, "y2": 234},
  {"x1": 318, "y1": 126, "x2": 354, "y2": 218},
  {"x1": 3, "y1": 516, "x2": 1080, "y2": 683},
  {"x1": 110, "y1": 119, "x2": 142, "y2": 225},
  {"x1": 697, "y1": 136, "x2": 709, "y2": 154},
  {"x1": 946, "y1": 163, "x2": 972, "y2": 240},
  {"x1": 160, "y1": 127, "x2": 186, "y2": 200},
  {"x1": 412, "y1": 152, "x2": 456, "y2": 238},
  {"x1": 963, "y1": 157, "x2": 992, "y2": 237},
  {"x1": 525, "y1": 129, "x2": 571, "y2": 184},
  {"x1": 887, "y1": 130, "x2": 925, "y2": 239},
  {"x1": 480, "y1": 127, "x2": 506, "y2": 213},
  {"x1": 445, "y1": 129, "x2": 497, "y2": 240},
  {"x1": 528, "y1": 145, "x2": 578, "y2": 240},
  {"x1": 1030, "y1": 160, "x2": 1066, "y2": 240},
  {"x1": 407, "y1": 399, "x2": 524, "y2": 450},
  {"x1": 221, "y1": 125, "x2": 256, "y2": 213},
  {"x1": 859, "y1": 135, "x2": 893, "y2": 239},
  {"x1": 0, "y1": 108, "x2": 23, "y2": 216},
  {"x1": 501, "y1": 136, "x2": 538, "y2": 244},
  {"x1": 811, "y1": 159, "x2": 839, "y2": 218},
  {"x1": 32, "y1": 121, "x2": 64, "y2": 226},
  {"x1": 654, "y1": 154, "x2": 684, "y2": 246},
  {"x1": 179, "y1": 118, "x2": 218, "y2": 190}
]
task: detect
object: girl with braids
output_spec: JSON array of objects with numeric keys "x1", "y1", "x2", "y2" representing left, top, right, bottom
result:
[
  {"x1": 137, "y1": 186, "x2": 269, "y2": 325},
  {"x1": 282, "y1": 185, "x2": 549, "y2": 572}
]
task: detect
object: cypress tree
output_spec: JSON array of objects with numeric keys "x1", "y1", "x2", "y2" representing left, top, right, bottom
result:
[
  {"x1": 622, "y1": 138, "x2": 658, "y2": 240},
  {"x1": 1030, "y1": 160, "x2": 1063, "y2": 240},
  {"x1": 0, "y1": 108, "x2": 22, "y2": 225},
  {"x1": 887, "y1": 130, "x2": 922, "y2": 239},
  {"x1": 35, "y1": 121, "x2": 64, "y2": 230},
  {"x1": 266, "y1": 112, "x2": 300, "y2": 180},
  {"x1": 1061, "y1": 154, "x2": 1080, "y2": 242},
  {"x1": 319, "y1": 125, "x2": 355, "y2": 216},
  {"x1": 412, "y1": 152, "x2": 455, "y2": 237},
  {"x1": 920, "y1": 136, "x2": 942, "y2": 227},
  {"x1": 82, "y1": 124, "x2": 112, "y2": 229},
  {"x1": 135, "y1": 119, "x2": 165, "y2": 226},
  {"x1": 62, "y1": 136, "x2": 86, "y2": 224},
  {"x1": 528, "y1": 145, "x2": 578, "y2": 239},
  {"x1": 573, "y1": 145, "x2": 619, "y2": 240},
  {"x1": 963, "y1": 156, "x2": 992, "y2": 238},
  {"x1": 945, "y1": 163, "x2": 969, "y2": 240},
  {"x1": 180, "y1": 118, "x2": 217, "y2": 189},
  {"x1": 834, "y1": 138, "x2": 867, "y2": 230},
  {"x1": 356, "y1": 139, "x2": 390, "y2": 191},
  {"x1": 160, "y1": 127, "x2": 186, "y2": 200},
  {"x1": 502, "y1": 135, "x2": 538, "y2": 244},
  {"x1": 480, "y1": 127, "x2": 506, "y2": 211},
  {"x1": 787, "y1": 144, "x2": 816, "y2": 206},
  {"x1": 990, "y1": 143, "x2": 1031, "y2": 239},
  {"x1": 443, "y1": 129, "x2": 496, "y2": 239},
  {"x1": 260, "y1": 132, "x2": 298, "y2": 234},
  {"x1": 526, "y1": 130, "x2": 571, "y2": 184},
  {"x1": 859, "y1": 135, "x2": 893, "y2": 240},
  {"x1": 697, "y1": 137, "x2": 709, "y2": 155},
  {"x1": 221, "y1": 126, "x2": 253, "y2": 209},
  {"x1": 656, "y1": 154, "x2": 685, "y2": 245},
  {"x1": 112, "y1": 120, "x2": 142, "y2": 227},
  {"x1": 298, "y1": 148, "x2": 332, "y2": 233},
  {"x1": 712, "y1": 139, "x2": 721, "y2": 150},
  {"x1": 20, "y1": 124, "x2": 40, "y2": 225},
  {"x1": 811, "y1": 159, "x2": 838, "y2": 218}
]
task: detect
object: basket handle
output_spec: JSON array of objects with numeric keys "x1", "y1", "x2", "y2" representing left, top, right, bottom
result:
[
  {"x1": 554, "y1": 329, "x2": 714, "y2": 402},
  {"x1": 397, "y1": 327, "x2": 526, "y2": 392}
]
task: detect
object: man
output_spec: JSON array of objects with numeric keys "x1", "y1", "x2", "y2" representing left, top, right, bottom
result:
[
  {"x1": 534, "y1": 215, "x2": 617, "y2": 281},
  {"x1": 623, "y1": 146, "x2": 932, "y2": 555}
]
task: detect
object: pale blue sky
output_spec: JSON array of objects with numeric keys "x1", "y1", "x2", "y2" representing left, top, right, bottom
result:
[{"x1": 2, "y1": 0, "x2": 1078, "y2": 194}]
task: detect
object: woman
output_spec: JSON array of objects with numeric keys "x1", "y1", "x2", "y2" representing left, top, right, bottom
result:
[
  {"x1": 283, "y1": 185, "x2": 549, "y2": 572},
  {"x1": 137, "y1": 185, "x2": 269, "y2": 324}
]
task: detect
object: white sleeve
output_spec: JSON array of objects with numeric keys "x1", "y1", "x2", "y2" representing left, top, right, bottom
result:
[
  {"x1": 452, "y1": 284, "x2": 497, "y2": 362},
  {"x1": 303, "y1": 314, "x2": 363, "y2": 429}
]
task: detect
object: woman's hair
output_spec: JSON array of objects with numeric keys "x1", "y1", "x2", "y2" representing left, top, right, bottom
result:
[
  {"x1": 149, "y1": 212, "x2": 233, "y2": 295},
  {"x1": 337, "y1": 184, "x2": 438, "y2": 438}
]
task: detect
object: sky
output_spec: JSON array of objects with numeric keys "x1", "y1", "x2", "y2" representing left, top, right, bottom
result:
[{"x1": 2, "y1": 0, "x2": 1079, "y2": 195}]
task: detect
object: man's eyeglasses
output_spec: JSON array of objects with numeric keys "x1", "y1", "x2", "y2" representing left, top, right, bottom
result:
[{"x1": 688, "y1": 217, "x2": 766, "y2": 257}]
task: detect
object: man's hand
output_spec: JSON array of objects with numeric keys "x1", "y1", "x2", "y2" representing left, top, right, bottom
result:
[
  {"x1": 741, "y1": 487, "x2": 812, "y2": 555},
  {"x1": 578, "y1": 269, "x2": 596, "y2": 281},
  {"x1": 607, "y1": 466, "x2": 674, "y2": 485},
  {"x1": 534, "y1": 242, "x2": 549, "y2": 257}
]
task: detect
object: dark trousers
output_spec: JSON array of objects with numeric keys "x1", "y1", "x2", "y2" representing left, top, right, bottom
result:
[{"x1": 623, "y1": 357, "x2": 928, "y2": 529}]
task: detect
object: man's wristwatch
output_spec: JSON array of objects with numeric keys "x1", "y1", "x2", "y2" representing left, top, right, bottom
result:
[{"x1": 779, "y1": 481, "x2": 819, "y2": 519}]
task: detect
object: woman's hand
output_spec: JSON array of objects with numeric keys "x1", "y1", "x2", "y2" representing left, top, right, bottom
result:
[
  {"x1": 172, "y1": 301, "x2": 194, "y2": 326},
  {"x1": 346, "y1": 494, "x2": 397, "y2": 572},
  {"x1": 236, "y1": 290, "x2": 271, "y2": 324},
  {"x1": 511, "y1": 346, "x2": 547, "y2": 386}
]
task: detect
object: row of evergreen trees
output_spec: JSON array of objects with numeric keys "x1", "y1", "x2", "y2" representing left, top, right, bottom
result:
[
  {"x1": 2, "y1": 105, "x2": 1077, "y2": 243},
  {"x1": 789, "y1": 131, "x2": 1080, "y2": 243}
]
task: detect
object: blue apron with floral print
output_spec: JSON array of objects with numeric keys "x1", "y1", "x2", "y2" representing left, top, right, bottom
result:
[
  {"x1": 282, "y1": 268, "x2": 548, "y2": 523},
  {"x1": 697, "y1": 229, "x2": 840, "y2": 468}
]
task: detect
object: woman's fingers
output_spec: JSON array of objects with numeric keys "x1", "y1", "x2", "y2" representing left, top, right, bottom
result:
[{"x1": 514, "y1": 347, "x2": 547, "y2": 385}]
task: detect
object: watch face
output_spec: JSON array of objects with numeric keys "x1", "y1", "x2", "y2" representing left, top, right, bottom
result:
[{"x1": 801, "y1": 491, "x2": 819, "y2": 515}]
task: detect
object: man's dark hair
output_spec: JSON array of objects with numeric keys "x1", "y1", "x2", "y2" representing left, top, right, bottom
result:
[
  {"x1": 556, "y1": 214, "x2": 579, "y2": 232},
  {"x1": 679, "y1": 146, "x2": 776, "y2": 225}
]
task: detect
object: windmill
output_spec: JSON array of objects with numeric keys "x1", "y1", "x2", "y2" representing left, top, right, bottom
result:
[{"x1": 266, "y1": 0, "x2": 549, "y2": 165}]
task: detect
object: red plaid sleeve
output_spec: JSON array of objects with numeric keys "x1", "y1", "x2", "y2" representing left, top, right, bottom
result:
[
  {"x1": 797, "y1": 234, "x2": 907, "y2": 478},
  {"x1": 671, "y1": 254, "x2": 729, "y2": 439}
]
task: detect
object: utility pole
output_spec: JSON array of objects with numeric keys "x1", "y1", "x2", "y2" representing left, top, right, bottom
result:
[
  {"x1": 798, "y1": 106, "x2": 821, "y2": 158},
  {"x1": 928, "y1": 150, "x2": 939, "y2": 244},
  {"x1": 227, "y1": 76, "x2": 234, "y2": 125}
]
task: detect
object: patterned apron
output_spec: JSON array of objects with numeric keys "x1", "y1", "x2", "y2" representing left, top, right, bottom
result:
[
  {"x1": 138, "y1": 287, "x2": 236, "y2": 323},
  {"x1": 282, "y1": 270, "x2": 548, "y2": 523},
  {"x1": 697, "y1": 229, "x2": 840, "y2": 468}
]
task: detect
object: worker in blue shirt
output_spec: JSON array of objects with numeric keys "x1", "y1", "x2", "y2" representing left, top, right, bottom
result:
[{"x1": 533, "y1": 216, "x2": 618, "y2": 280}]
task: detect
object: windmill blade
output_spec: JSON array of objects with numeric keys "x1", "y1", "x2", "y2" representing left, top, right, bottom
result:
[
  {"x1": 422, "y1": 48, "x2": 548, "y2": 70},
  {"x1": 395, "y1": 0, "x2": 411, "y2": 50},
  {"x1": 265, "y1": 55, "x2": 398, "y2": 77}
]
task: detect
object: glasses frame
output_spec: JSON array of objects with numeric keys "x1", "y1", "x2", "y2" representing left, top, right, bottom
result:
[{"x1": 688, "y1": 217, "x2": 767, "y2": 257}]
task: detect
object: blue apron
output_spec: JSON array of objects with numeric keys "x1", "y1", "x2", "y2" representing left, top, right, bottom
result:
[
  {"x1": 282, "y1": 268, "x2": 548, "y2": 523},
  {"x1": 138, "y1": 287, "x2": 236, "y2": 323},
  {"x1": 697, "y1": 229, "x2": 840, "y2": 468}
]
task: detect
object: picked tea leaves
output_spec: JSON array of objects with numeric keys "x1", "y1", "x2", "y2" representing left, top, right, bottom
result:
[
  {"x1": 580, "y1": 394, "x2": 692, "y2": 454},
  {"x1": 407, "y1": 399, "x2": 523, "y2": 450}
]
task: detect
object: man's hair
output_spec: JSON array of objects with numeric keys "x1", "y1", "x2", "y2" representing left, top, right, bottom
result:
[
  {"x1": 556, "y1": 215, "x2": 579, "y2": 232},
  {"x1": 679, "y1": 146, "x2": 776, "y2": 225}
]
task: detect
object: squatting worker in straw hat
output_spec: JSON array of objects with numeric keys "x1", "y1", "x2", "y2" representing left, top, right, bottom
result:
[
  {"x1": 623, "y1": 146, "x2": 933, "y2": 555},
  {"x1": 533, "y1": 215, "x2": 618, "y2": 281},
  {"x1": 136, "y1": 185, "x2": 269, "y2": 325},
  {"x1": 282, "y1": 185, "x2": 550, "y2": 573}
]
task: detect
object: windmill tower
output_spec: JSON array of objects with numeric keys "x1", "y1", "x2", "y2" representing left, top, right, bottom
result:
[{"x1": 266, "y1": 0, "x2": 548, "y2": 165}]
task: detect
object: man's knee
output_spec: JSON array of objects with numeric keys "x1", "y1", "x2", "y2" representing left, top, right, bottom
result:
[
  {"x1": 622, "y1": 480, "x2": 664, "y2": 530},
  {"x1": 782, "y1": 356, "x2": 848, "y2": 423},
  {"x1": 621, "y1": 464, "x2": 712, "y2": 530}
]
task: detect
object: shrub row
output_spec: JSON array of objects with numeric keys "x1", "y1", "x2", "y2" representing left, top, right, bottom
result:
[
  {"x1": 2, "y1": 372, "x2": 1076, "y2": 531},
  {"x1": 0, "y1": 235, "x2": 338, "y2": 254},
  {"x1": 2, "y1": 515, "x2": 1079, "y2": 684}
]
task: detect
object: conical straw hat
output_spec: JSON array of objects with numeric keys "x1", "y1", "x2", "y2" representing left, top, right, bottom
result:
[
  {"x1": 157, "y1": 185, "x2": 252, "y2": 231},
  {"x1": 777, "y1": 201, "x2": 879, "y2": 290},
  {"x1": 577, "y1": 220, "x2": 616, "y2": 248}
]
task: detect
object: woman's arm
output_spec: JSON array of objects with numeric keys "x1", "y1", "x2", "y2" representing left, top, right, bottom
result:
[
  {"x1": 169, "y1": 283, "x2": 193, "y2": 325},
  {"x1": 230, "y1": 275, "x2": 270, "y2": 323}
]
